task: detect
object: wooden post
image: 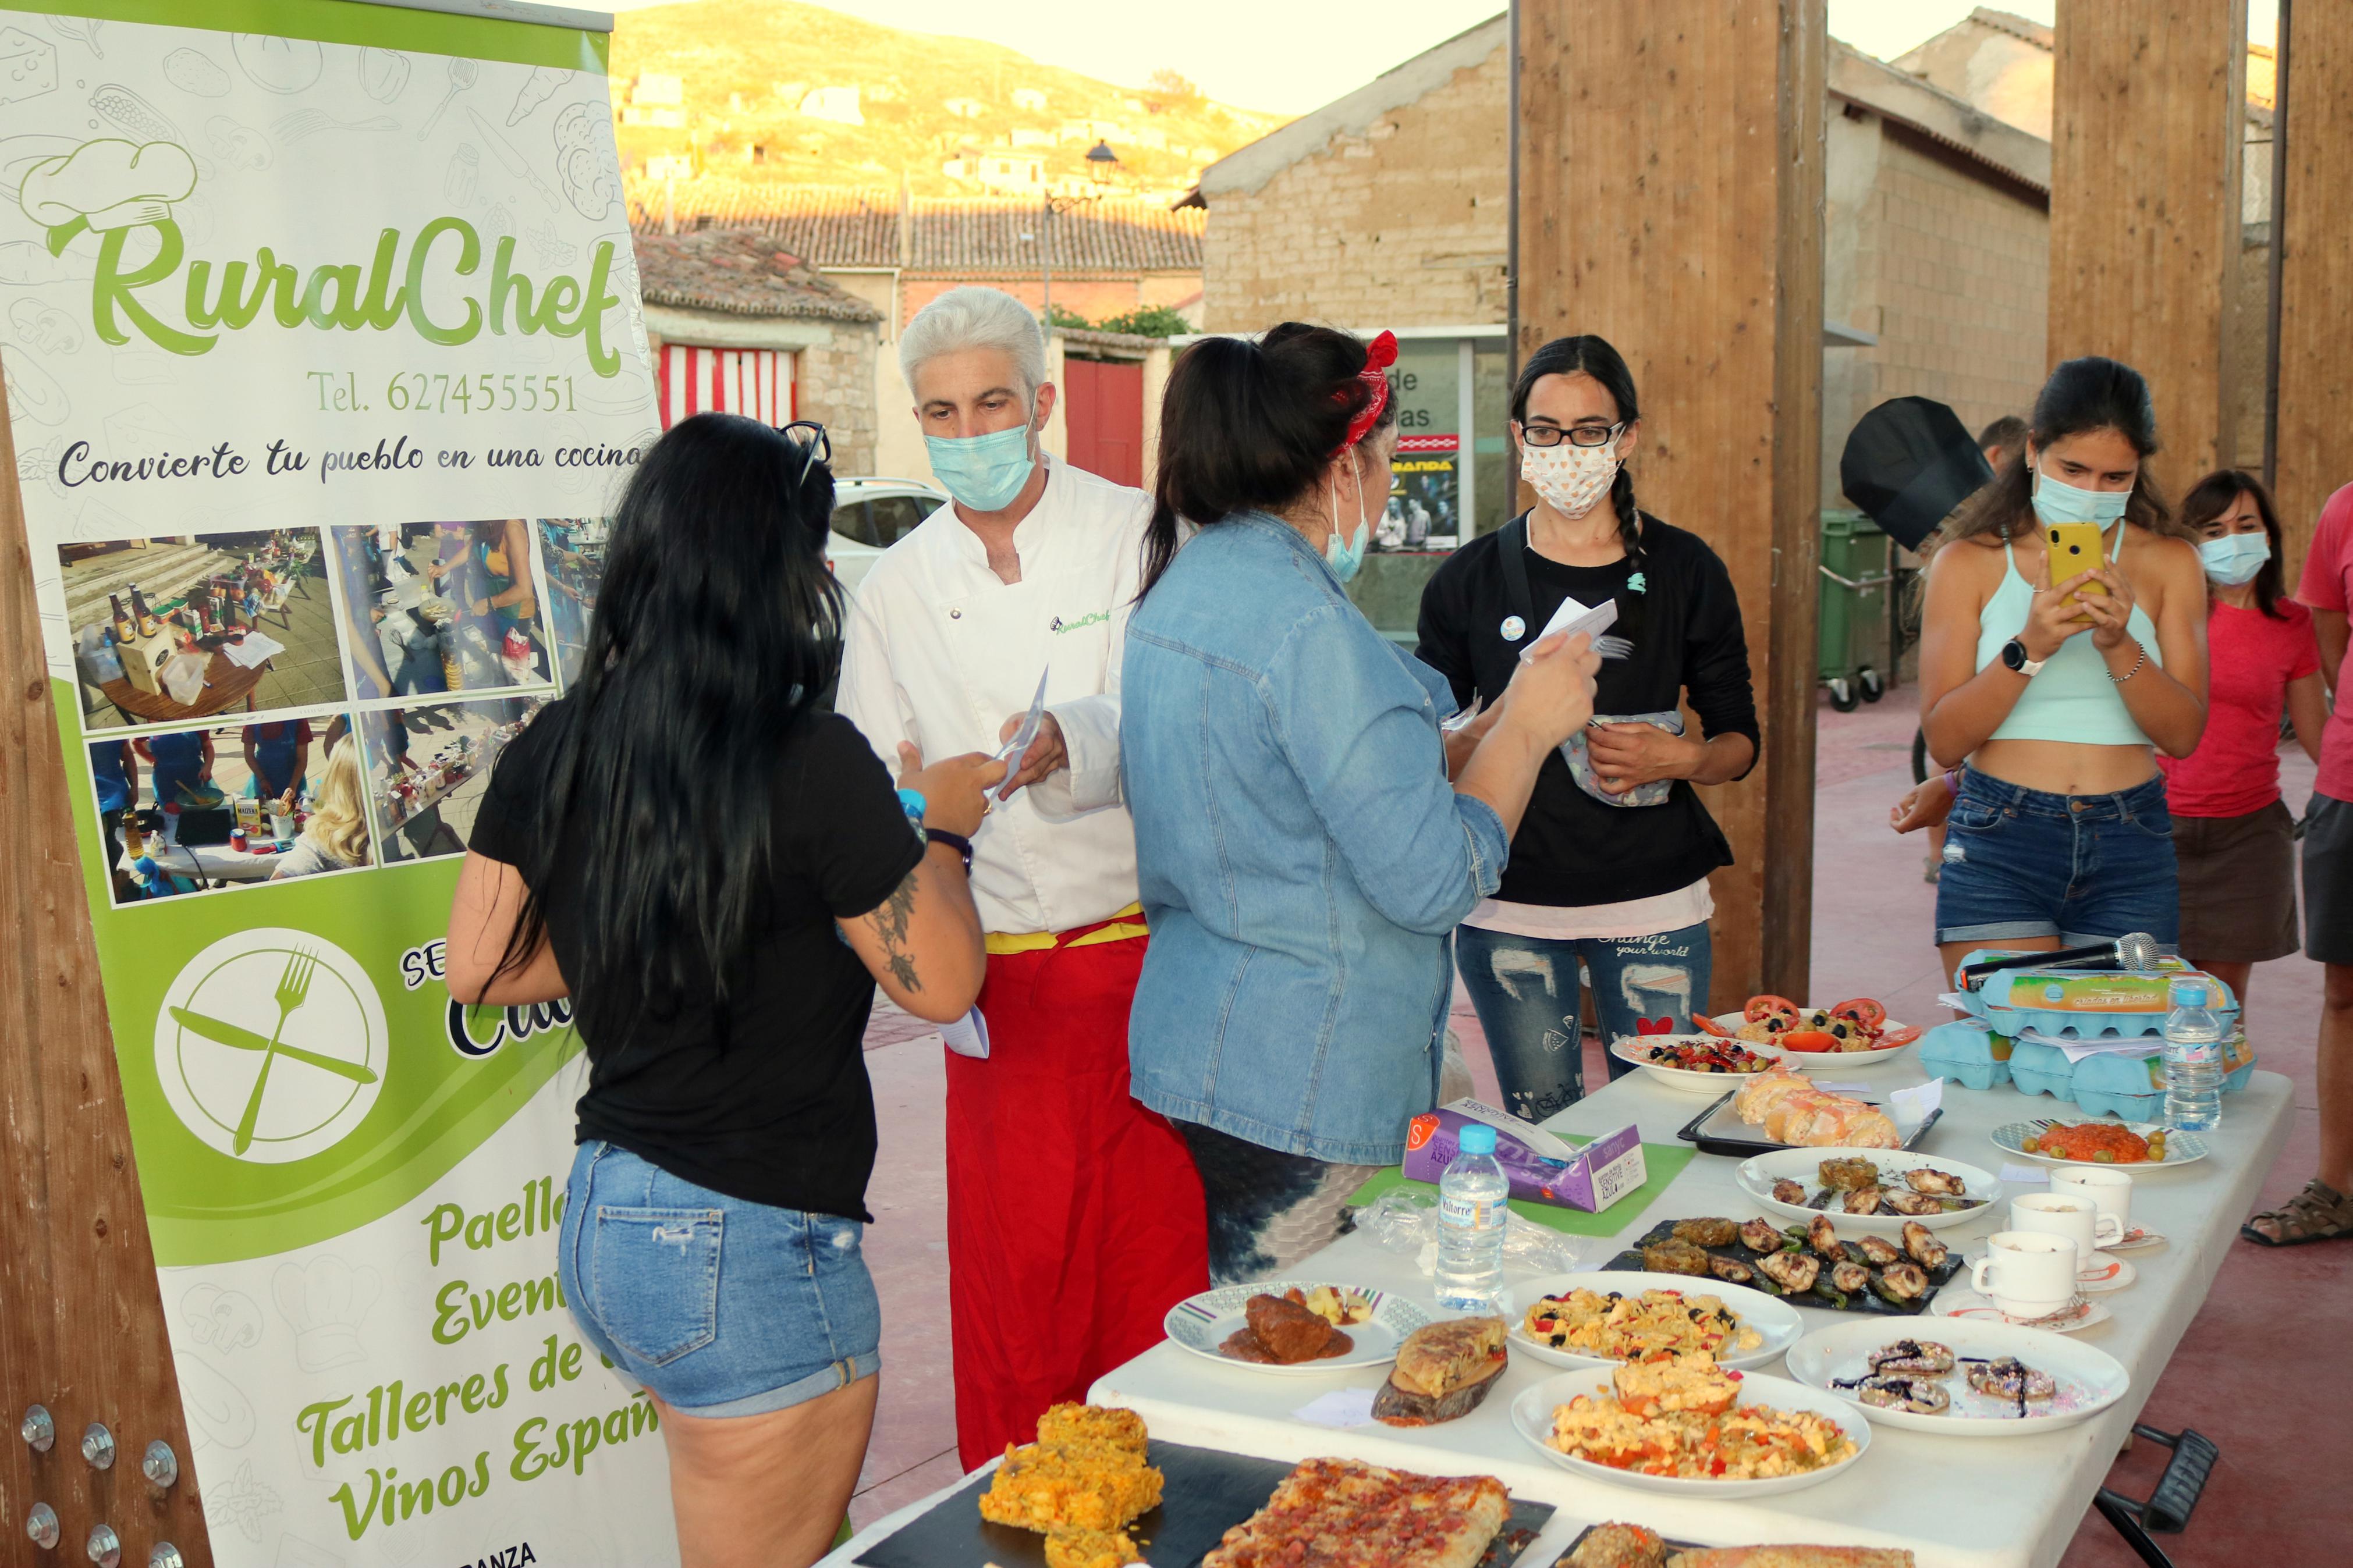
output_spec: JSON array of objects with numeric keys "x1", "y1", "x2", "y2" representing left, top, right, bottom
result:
[
  {"x1": 1516, "y1": 0, "x2": 1827, "y2": 1009},
  {"x1": 2049, "y1": 0, "x2": 2249, "y2": 496},
  {"x1": 0, "y1": 387, "x2": 212, "y2": 1562},
  {"x1": 2273, "y1": 0, "x2": 2353, "y2": 567}
]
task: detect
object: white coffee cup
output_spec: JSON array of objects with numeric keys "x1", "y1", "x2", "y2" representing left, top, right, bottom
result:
[
  {"x1": 2051, "y1": 1167, "x2": 2132, "y2": 1235},
  {"x1": 2011, "y1": 1190, "x2": 2124, "y2": 1259},
  {"x1": 1970, "y1": 1231, "x2": 2079, "y2": 1318}
]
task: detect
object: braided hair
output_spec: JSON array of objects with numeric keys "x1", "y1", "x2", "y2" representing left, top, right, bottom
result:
[{"x1": 1512, "y1": 333, "x2": 1650, "y2": 638}]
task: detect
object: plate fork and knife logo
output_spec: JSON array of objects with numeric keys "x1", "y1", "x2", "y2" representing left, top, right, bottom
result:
[{"x1": 167, "y1": 944, "x2": 380, "y2": 1158}]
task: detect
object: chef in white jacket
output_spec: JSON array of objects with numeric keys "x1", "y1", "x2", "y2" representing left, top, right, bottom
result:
[{"x1": 835, "y1": 286, "x2": 1208, "y2": 1473}]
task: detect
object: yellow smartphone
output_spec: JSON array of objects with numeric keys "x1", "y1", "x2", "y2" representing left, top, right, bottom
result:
[{"x1": 2045, "y1": 521, "x2": 2109, "y2": 620}]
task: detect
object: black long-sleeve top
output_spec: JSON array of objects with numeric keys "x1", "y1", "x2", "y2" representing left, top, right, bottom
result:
[{"x1": 1415, "y1": 513, "x2": 1760, "y2": 906}]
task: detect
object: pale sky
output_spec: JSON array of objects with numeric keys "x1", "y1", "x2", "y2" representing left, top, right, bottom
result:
[{"x1": 602, "y1": 1, "x2": 2276, "y2": 118}]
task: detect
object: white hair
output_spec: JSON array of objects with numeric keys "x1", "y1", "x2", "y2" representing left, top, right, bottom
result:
[{"x1": 899, "y1": 286, "x2": 1047, "y2": 401}]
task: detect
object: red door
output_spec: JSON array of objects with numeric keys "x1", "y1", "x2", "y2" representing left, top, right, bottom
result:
[{"x1": 1062, "y1": 357, "x2": 1143, "y2": 487}]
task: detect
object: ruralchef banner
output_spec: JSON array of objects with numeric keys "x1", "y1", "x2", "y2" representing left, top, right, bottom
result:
[{"x1": 3, "y1": 3, "x2": 675, "y2": 1563}]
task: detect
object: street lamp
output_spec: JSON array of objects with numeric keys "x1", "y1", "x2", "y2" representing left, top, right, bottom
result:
[{"x1": 1036, "y1": 148, "x2": 1115, "y2": 330}]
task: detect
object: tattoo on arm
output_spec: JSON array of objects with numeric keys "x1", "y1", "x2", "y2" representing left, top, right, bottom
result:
[{"x1": 865, "y1": 867, "x2": 921, "y2": 993}]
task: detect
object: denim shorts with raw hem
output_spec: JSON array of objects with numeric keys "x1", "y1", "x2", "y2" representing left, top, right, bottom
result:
[
  {"x1": 1933, "y1": 768, "x2": 2179, "y2": 951},
  {"x1": 558, "y1": 1141, "x2": 880, "y2": 1417}
]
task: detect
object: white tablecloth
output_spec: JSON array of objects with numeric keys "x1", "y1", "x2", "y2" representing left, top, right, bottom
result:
[
  {"x1": 115, "y1": 826, "x2": 285, "y2": 884},
  {"x1": 831, "y1": 1066, "x2": 2292, "y2": 1567}
]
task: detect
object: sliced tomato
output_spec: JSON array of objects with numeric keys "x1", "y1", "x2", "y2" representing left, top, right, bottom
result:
[
  {"x1": 1876, "y1": 1023, "x2": 1923, "y2": 1047},
  {"x1": 1829, "y1": 997, "x2": 1887, "y2": 1029},
  {"x1": 1744, "y1": 994, "x2": 1801, "y2": 1025},
  {"x1": 1695, "y1": 1012, "x2": 1737, "y2": 1038},
  {"x1": 1779, "y1": 1030, "x2": 1840, "y2": 1053}
]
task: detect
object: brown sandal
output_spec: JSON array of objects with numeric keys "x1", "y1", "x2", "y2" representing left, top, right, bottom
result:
[{"x1": 2241, "y1": 1179, "x2": 2353, "y2": 1247}]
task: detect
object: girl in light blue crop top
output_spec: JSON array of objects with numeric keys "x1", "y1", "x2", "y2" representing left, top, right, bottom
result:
[
  {"x1": 1910, "y1": 355, "x2": 2210, "y2": 977},
  {"x1": 1972, "y1": 524, "x2": 2163, "y2": 746}
]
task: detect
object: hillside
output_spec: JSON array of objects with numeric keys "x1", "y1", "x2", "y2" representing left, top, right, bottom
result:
[{"x1": 608, "y1": 0, "x2": 1286, "y2": 199}]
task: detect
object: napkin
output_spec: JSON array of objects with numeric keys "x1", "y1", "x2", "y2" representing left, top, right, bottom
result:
[
  {"x1": 1888, "y1": 1077, "x2": 1945, "y2": 1127},
  {"x1": 1999, "y1": 1164, "x2": 2051, "y2": 1186},
  {"x1": 1518, "y1": 593, "x2": 1617, "y2": 663},
  {"x1": 1290, "y1": 1388, "x2": 1377, "y2": 1430}
]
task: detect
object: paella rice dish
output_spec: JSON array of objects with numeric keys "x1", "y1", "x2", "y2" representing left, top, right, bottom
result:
[{"x1": 1523, "y1": 1287, "x2": 1764, "y2": 1362}]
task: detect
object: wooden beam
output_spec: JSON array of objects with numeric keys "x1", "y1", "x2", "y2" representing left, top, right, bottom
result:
[
  {"x1": 1516, "y1": 0, "x2": 1826, "y2": 1009},
  {"x1": 2049, "y1": 0, "x2": 2249, "y2": 497},
  {"x1": 2273, "y1": 0, "x2": 2353, "y2": 568},
  {"x1": 0, "y1": 374, "x2": 213, "y2": 1563}
]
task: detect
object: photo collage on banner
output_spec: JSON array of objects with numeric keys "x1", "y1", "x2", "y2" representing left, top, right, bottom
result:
[{"x1": 1, "y1": 4, "x2": 673, "y2": 1564}]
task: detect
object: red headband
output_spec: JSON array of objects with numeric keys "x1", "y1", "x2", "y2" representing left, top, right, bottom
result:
[{"x1": 1337, "y1": 329, "x2": 1398, "y2": 453}]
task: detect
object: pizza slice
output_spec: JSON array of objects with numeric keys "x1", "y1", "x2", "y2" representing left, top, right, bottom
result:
[{"x1": 1204, "y1": 1456, "x2": 1510, "y2": 1568}]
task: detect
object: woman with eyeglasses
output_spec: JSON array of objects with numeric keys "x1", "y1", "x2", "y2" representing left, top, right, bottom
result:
[
  {"x1": 1415, "y1": 335, "x2": 1759, "y2": 1122},
  {"x1": 443, "y1": 413, "x2": 1002, "y2": 1567}
]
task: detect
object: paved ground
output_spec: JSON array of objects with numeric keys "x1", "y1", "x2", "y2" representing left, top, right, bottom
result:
[{"x1": 847, "y1": 696, "x2": 2352, "y2": 1560}]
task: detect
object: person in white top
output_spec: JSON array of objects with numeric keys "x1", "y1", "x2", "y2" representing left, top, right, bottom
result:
[{"x1": 835, "y1": 286, "x2": 1208, "y2": 1473}]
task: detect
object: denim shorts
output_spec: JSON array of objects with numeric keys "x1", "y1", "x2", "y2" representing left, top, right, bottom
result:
[
  {"x1": 558, "y1": 1141, "x2": 880, "y2": 1417},
  {"x1": 1933, "y1": 769, "x2": 2179, "y2": 951}
]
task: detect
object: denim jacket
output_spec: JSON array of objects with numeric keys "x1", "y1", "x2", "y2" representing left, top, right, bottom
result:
[{"x1": 1120, "y1": 514, "x2": 1511, "y2": 1163}]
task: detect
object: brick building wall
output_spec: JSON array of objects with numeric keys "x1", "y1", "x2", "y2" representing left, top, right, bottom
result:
[
  {"x1": 1201, "y1": 42, "x2": 1508, "y2": 333},
  {"x1": 1822, "y1": 119, "x2": 2050, "y2": 507}
]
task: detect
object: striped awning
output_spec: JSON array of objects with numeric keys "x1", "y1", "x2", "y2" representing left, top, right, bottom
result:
[{"x1": 658, "y1": 344, "x2": 794, "y2": 429}]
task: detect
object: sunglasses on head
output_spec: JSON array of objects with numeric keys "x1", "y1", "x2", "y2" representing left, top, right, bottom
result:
[{"x1": 779, "y1": 420, "x2": 830, "y2": 487}]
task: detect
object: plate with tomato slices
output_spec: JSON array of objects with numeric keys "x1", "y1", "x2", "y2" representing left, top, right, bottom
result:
[
  {"x1": 1702, "y1": 995, "x2": 1921, "y2": 1069},
  {"x1": 1610, "y1": 1034, "x2": 1783, "y2": 1092}
]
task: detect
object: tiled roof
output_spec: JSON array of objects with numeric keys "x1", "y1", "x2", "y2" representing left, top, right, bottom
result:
[
  {"x1": 631, "y1": 229, "x2": 883, "y2": 322},
  {"x1": 626, "y1": 179, "x2": 1204, "y2": 273}
]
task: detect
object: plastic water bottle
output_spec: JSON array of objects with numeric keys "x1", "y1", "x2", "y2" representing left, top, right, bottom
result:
[
  {"x1": 1435, "y1": 1123, "x2": 1510, "y2": 1314},
  {"x1": 2162, "y1": 978, "x2": 2225, "y2": 1132}
]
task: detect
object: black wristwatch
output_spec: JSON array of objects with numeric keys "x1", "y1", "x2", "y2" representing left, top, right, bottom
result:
[
  {"x1": 1999, "y1": 637, "x2": 2046, "y2": 677},
  {"x1": 924, "y1": 828, "x2": 974, "y2": 873}
]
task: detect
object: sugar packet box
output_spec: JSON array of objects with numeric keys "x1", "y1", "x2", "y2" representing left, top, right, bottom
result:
[{"x1": 1402, "y1": 1098, "x2": 1646, "y2": 1214}]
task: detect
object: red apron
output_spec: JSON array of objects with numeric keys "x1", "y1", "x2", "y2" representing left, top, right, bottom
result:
[{"x1": 945, "y1": 920, "x2": 1209, "y2": 1470}]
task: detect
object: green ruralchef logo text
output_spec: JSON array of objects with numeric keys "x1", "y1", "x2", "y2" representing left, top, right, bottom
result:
[{"x1": 18, "y1": 139, "x2": 628, "y2": 376}]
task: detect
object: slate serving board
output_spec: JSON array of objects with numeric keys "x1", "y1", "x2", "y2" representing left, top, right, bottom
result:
[
  {"x1": 1600, "y1": 1219, "x2": 1961, "y2": 1317},
  {"x1": 1550, "y1": 1523, "x2": 1707, "y2": 1566},
  {"x1": 855, "y1": 1439, "x2": 1556, "y2": 1568},
  {"x1": 1676, "y1": 1088, "x2": 1943, "y2": 1157}
]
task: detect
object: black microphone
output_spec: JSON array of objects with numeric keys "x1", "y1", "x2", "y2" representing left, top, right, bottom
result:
[{"x1": 1958, "y1": 933, "x2": 2162, "y2": 989}]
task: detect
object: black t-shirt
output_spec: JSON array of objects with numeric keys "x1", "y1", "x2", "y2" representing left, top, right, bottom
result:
[
  {"x1": 469, "y1": 702, "x2": 923, "y2": 1221},
  {"x1": 1416, "y1": 514, "x2": 1760, "y2": 906}
]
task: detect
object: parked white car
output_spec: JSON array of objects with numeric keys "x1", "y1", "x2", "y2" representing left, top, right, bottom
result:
[{"x1": 826, "y1": 477, "x2": 949, "y2": 591}]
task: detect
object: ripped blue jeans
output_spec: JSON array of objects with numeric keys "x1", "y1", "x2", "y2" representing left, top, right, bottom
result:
[{"x1": 1453, "y1": 922, "x2": 1713, "y2": 1123}]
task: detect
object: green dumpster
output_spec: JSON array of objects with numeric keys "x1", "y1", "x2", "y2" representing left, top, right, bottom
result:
[{"x1": 1819, "y1": 509, "x2": 1892, "y2": 711}]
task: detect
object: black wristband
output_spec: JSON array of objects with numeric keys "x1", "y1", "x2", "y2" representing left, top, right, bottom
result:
[{"x1": 924, "y1": 828, "x2": 974, "y2": 873}]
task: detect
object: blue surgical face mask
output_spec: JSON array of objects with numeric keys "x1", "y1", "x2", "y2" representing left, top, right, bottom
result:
[
  {"x1": 1323, "y1": 456, "x2": 1371, "y2": 583},
  {"x1": 2200, "y1": 531, "x2": 2270, "y2": 586},
  {"x1": 2031, "y1": 461, "x2": 2133, "y2": 527},
  {"x1": 925, "y1": 414, "x2": 1037, "y2": 513}
]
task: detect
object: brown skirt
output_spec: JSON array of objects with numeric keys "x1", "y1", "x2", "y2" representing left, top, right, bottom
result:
[{"x1": 2173, "y1": 799, "x2": 2299, "y2": 964}]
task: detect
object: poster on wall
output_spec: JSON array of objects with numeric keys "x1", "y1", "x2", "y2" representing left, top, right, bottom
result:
[{"x1": 3, "y1": 3, "x2": 673, "y2": 1563}]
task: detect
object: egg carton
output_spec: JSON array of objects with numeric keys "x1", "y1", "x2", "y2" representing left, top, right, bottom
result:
[
  {"x1": 1955, "y1": 951, "x2": 2239, "y2": 1041},
  {"x1": 1918, "y1": 1015, "x2": 2255, "y2": 1116}
]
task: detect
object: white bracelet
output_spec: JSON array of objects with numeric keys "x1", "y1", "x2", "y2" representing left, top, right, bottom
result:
[{"x1": 2107, "y1": 644, "x2": 2146, "y2": 683}]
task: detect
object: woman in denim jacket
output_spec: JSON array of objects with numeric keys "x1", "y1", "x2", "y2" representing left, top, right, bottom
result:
[{"x1": 1122, "y1": 325, "x2": 1600, "y2": 1284}]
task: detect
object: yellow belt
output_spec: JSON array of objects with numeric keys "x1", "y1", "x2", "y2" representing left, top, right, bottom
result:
[{"x1": 985, "y1": 902, "x2": 1148, "y2": 955}]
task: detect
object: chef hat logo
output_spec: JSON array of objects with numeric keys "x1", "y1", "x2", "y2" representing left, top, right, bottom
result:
[
  {"x1": 271, "y1": 1255, "x2": 382, "y2": 1373},
  {"x1": 18, "y1": 137, "x2": 198, "y2": 254}
]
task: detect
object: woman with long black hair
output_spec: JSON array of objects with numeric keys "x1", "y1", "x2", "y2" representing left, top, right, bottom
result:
[
  {"x1": 1917, "y1": 357, "x2": 2208, "y2": 980},
  {"x1": 443, "y1": 413, "x2": 1000, "y2": 1568},
  {"x1": 1416, "y1": 335, "x2": 1758, "y2": 1121},
  {"x1": 1122, "y1": 324, "x2": 1599, "y2": 1283}
]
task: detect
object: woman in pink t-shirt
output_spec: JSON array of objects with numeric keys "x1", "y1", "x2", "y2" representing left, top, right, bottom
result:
[{"x1": 2157, "y1": 471, "x2": 2327, "y2": 1007}]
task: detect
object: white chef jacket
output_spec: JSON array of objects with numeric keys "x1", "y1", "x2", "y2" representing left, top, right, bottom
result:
[{"x1": 837, "y1": 460, "x2": 1147, "y2": 937}]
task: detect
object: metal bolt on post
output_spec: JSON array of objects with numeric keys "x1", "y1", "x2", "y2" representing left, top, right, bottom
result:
[
  {"x1": 26, "y1": 1502, "x2": 61, "y2": 1549},
  {"x1": 81, "y1": 1423, "x2": 115, "y2": 1469},
  {"x1": 86, "y1": 1523, "x2": 122, "y2": 1567},
  {"x1": 22, "y1": 1403, "x2": 55, "y2": 1452},
  {"x1": 140, "y1": 1441, "x2": 178, "y2": 1489}
]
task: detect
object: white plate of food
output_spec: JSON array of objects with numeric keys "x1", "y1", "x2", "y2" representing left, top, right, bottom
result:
[
  {"x1": 1784, "y1": 1316, "x2": 2130, "y2": 1437},
  {"x1": 1705, "y1": 997, "x2": 1921, "y2": 1068},
  {"x1": 1931, "y1": 1289, "x2": 2114, "y2": 1334},
  {"x1": 1507, "y1": 1270, "x2": 1805, "y2": 1373},
  {"x1": 1163, "y1": 1281, "x2": 1425, "y2": 1373},
  {"x1": 1512, "y1": 1366, "x2": 1870, "y2": 1497},
  {"x1": 1990, "y1": 1119, "x2": 2209, "y2": 1170},
  {"x1": 1736, "y1": 1147, "x2": 2002, "y2": 1236},
  {"x1": 1610, "y1": 1034, "x2": 1786, "y2": 1092}
]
